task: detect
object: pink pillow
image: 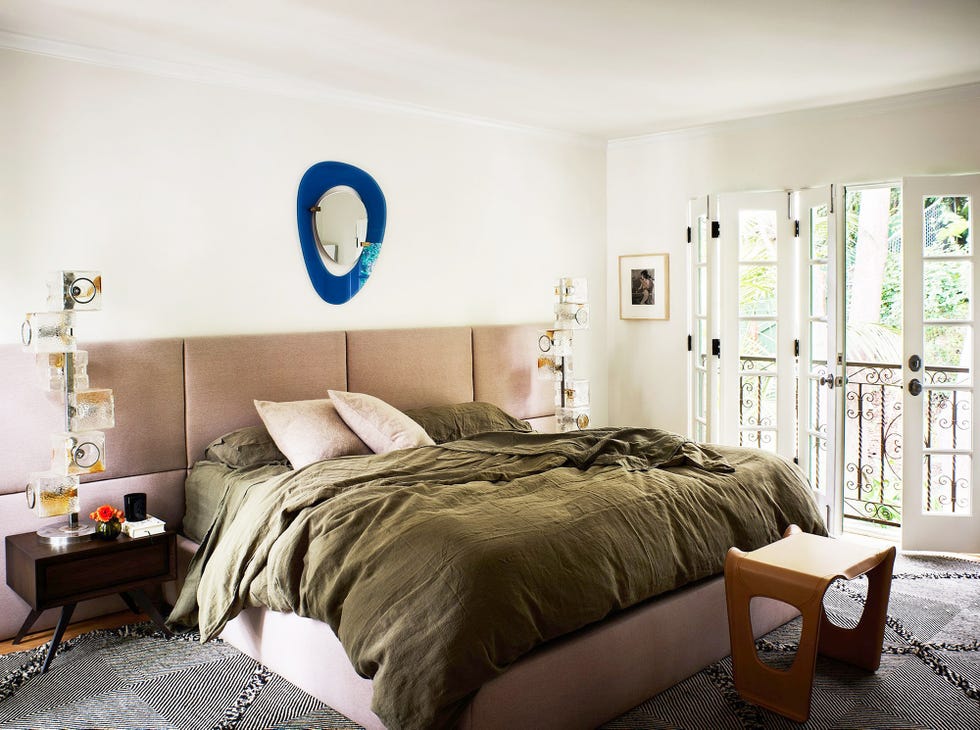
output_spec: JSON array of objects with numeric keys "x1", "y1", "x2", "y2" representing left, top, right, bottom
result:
[
  {"x1": 328, "y1": 390, "x2": 435, "y2": 454},
  {"x1": 254, "y1": 398, "x2": 371, "y2": 469}
]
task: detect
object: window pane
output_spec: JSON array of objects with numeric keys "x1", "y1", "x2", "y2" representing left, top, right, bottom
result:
[
  {"x1": 697, "y1": 216, "x2": 708, "y2": 263},
  {"x1": 809, "y1": 435, "x2": 827, "y2": 491},
  {"x1": 740, "y1": 375, "x2": 776, "y2": 427},
  {"x1": 810, "y1": 263, "x2": 828, "y2": 318},
  {"x1": 696, "y1": 266, "x2": 707, "y2": 316},
  {"x1": 739, "y1": 429, "x2": 777, "y2": 452},
  {"x1": 739, "y1": 210, "x2": 777, "y2": 261},
  {"x1": 810, "y1": 205, "x2": 829, "y2": 259},
  {"x1": 923, "y1": 260, "x2": 971, "y2": 322},
  {"x1": 924, "y1": 389, "x2": 972, "y2": 452},
  {"x1": 810, "y1": 320, "x2": 828, "y2": 365},
  {"x1": 740, "y1": 320, "x2": 777, "y2": 359},
  {"x1": 923, "y1": 453, "x2": 971, "y2": 515},
  {"x1": 923, "y1": 196, "x2": 970, "y2": 257},
  {"x1": 924, "y1": 324, "x2": 972, "y2": 385},
  {"x1": 809, "y1": 376, "x2": 829, "y2": 433},
  {"x1": 739, "y1": 265, "x2": 777, "y2": 316}
]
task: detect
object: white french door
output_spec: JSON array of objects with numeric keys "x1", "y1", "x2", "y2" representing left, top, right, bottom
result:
[
  {"x1": 690, "y1": 178, "x2": 980, "y2": 550},
  {"x1": 901, "y1": 174, "x2": 980, "y2": 552},
  {"x1": 717, "y1": 192, "x2": 797, "y2": 461},
  {"x1": 797, "y1": 186, "x2": 842, "y2": 535},
  {"x1": 688, "y1": 188, "x2": 842, "y2": 532},
  {"x1": 687, "y1": 196, "x2": 718, "y2": 442}
]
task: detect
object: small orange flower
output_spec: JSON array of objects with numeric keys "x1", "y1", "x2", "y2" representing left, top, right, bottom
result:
[{"x1": 89, "y1": 504, "x2": 125, "y2": 522}]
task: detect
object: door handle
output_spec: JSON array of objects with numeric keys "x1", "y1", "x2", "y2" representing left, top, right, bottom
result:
[
  {"x1": 819, "y1": 375, "x2": 836, "y2": 389},
  {"x1": 908, "y1": 379, "x2": 923, "y2": 396}
]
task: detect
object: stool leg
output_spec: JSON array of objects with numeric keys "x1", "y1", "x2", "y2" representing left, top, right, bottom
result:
[
  {"x1": 726, "y1": 548, "x2": 825, "y2": 723},
  {"x1": 819, "y1": 546, "x2": 895, "y2": 671}
]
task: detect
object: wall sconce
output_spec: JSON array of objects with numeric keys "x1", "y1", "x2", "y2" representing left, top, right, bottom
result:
[
  {"x1": 538, "y1": 277, "x2": 591, "y2": 431},
  {"x1": 22, "y1": 271, "x2": 114, "y2": 544}
]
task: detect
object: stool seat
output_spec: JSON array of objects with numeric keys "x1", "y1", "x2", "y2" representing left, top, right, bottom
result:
[{"x1": 724, "y1": 525, "x2": 895, "y2": 723}]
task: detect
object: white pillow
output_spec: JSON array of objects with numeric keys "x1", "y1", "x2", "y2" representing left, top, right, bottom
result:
[
  {"x1": 328, "y1": 390, "x2": 435, "y2": 454},
  {"x1": 254, "y1": 398, "x2": 371, "y2": 469}
]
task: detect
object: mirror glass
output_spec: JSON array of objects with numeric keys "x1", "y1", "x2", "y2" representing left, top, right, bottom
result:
[{"x1": 313, "y1": 186, "x2": 368, "y2": 276}]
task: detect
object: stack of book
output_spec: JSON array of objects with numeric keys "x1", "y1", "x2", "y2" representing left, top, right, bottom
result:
[{"x1": 122, "y1": 515, "x2": 166, "y2": 538}]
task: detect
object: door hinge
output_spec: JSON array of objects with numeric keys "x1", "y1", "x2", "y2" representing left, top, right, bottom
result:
[
  {"x1": 794, "y1": 339, "x2": 800, "y2": 357},
  {"x1": 794, "y1": 220, "x2": 800, "y2": 237},
  {"x1": 711, "y1": 338, "x2": 721, "y2": 357},
  {"x1": 687, "y1": 334, "x2": 692, "y2": 352},
  {"x1": 687, "y1": 226, "x2": 692, "y2": 244},
  {"x1": 711, "y1": 221, "x2": 720, "y2": 239}
]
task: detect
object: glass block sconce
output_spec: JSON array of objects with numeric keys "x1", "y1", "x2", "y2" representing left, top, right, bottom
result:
[
  {"x1": 539, "y1": 277, "x2": 590, "y2": 432},
  {"x1": 22, "y1": 271, "x2": 113, "y2": 544},
  {"x1": 47, "y1": 271, "x2": 102, "y2": 311}
]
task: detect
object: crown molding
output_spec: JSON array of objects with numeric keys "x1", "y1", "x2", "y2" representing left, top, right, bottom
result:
[
  {"x1": 608, "y1": 82, "x2": 980, "y2": 149},
  {"x1": 0, "y1": 30, "x2": 603, "y2": 149}
]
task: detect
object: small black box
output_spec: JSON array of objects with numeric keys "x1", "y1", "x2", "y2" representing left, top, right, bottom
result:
[{"x1": 124, "y1": 492, "x2": 147, "y2": 522}]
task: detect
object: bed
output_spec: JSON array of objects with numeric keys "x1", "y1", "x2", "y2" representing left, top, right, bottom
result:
[
  {"x1": 0, "y1": 324, "x2": 823, "y2": 729},
  {"x1": 167, "y1": 325, "x2": 823, "y2": 729}
]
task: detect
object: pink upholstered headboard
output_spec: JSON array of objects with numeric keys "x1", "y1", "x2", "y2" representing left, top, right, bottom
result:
[{"x1": 0, "y1": 323, "x2": 553, "y2": 640}]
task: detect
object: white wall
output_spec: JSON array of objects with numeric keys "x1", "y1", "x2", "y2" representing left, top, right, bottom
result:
[
  {"x1": 0, "y1": 49, "x2": 608, "y2": 422},
  {"x1": 606, "y1": 85, "x2": 980, "y2": 433}
]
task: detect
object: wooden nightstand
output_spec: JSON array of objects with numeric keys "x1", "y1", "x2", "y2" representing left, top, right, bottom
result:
[{"x1": 5, "y1": 530, "x2": 177, "y2": 672}]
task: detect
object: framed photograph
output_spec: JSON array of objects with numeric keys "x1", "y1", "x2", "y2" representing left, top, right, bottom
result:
[{"x1": 619, "y1": 253, "x2": 669, "y2": 320}]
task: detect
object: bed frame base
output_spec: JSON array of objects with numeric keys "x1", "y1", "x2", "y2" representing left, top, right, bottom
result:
[{"x1": 179, "y1": 536, "x2": 797, "y2": 729}]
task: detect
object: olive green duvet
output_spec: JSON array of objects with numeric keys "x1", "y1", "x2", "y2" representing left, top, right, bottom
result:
[{"x1": 170, "y1": 428, "x2": 825, "y2": 730}]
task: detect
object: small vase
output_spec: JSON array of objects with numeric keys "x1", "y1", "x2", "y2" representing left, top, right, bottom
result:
[{"x1": 95, "y1": 518, "x2": 121, "y2": 540}]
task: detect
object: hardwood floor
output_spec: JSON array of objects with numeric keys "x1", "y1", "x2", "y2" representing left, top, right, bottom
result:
[{"x1": 0, "y1": 610, "x2": 147, "y2": 655}]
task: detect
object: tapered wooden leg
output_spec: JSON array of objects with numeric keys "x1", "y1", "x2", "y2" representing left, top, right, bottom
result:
[
  {"x1": 819, "y1": 546, "x2": 896, "y2": 671},
  {"x1": 119, "y1": 591, "x2": 141, "y2": 615},
  {"x1": 124, "y1": 590, "x2": 172, "y2": 637},
  {"x1": 11, "y1": 608, "x2": 41, "y2": 645},
  {"x1": 41, "y1": 603, "x2": 75, "y2": 673}
]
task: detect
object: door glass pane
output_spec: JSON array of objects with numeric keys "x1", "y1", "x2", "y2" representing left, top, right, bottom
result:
[
  {"x1": 843, "y1": 186, "x2": 903, "y2": 536},
  {"x1": 809, "y1": 435, "x2": 828, "y2": 491},
  {"x1": 739, "y1": 429, "x2": 776, "y2": 452},
  {"x1": 923, "y1": 260, "x2": 971, "y2": 321},
  {"x1": 924, "y1": 389, "x2": 972, "y2": 451},
  {"x1": 810, "y1": 263, "x2": 828, "y2": 319},
  {"x1": 697, "y1": 216, "x2": 708, "y2": 263},
  {"x1": 696, "y1": 266, "x2": 707, "y2": 316},
  {"x1": 695, "y1": 370, "x2": 707, "y2": 419},
  {"x1": 809, "y1": 376, "x2": 829, "y2": 433},
  {"x1": 696, "y1": 318, "x2": 707, "y2": 365},
  {"x1": 924, "y1": 324, "x2": 972, "y2": 385},
  {"x1": 810, "y1": 321, "x2": 828, "y2": 365},
  {"x1": 923, "y1": 196, "x2": 971, "y2": 256},
  {"x1": 923, "y1": 453, "x2": 971, "y2": 514},
  {"x1": 810, "y1": 205, "x2": 829, "y2": 259},
  {"x1": 739, "y1": 211, "x2": 777, "y2": 261},
  {"x1": 739, "y1": 265, "x2": 776, "y2": 315},
  {"x1": 740, "y1": 375, "x2": 776, "y2": 427},
  {"x1": 740, "y1": 320, "x2": 777, "y2": 360}
]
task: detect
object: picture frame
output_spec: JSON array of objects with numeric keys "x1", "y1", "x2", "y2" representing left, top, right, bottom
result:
[{"x1": 619, "y1": 253, "x2": 669, "y2": 320}]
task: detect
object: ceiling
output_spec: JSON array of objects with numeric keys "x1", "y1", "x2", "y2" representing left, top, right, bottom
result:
[{"x1": 2, "y1": 0, "x2": 980, "y2": 139}]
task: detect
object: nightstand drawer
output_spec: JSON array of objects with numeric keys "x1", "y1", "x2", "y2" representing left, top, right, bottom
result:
[{"x1": 42, "y1": 540, "x2": 172, "y2": 601}]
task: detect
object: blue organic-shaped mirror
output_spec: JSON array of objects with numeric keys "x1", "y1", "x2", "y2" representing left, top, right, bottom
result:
[{"x1": 297, "y1": 162, "x2": 386, "y2": 304}]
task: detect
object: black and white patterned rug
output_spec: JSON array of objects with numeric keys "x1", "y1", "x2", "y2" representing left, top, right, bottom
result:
[{"x1": 0, "y1": 554, "x2": 977, "y2": 729}]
